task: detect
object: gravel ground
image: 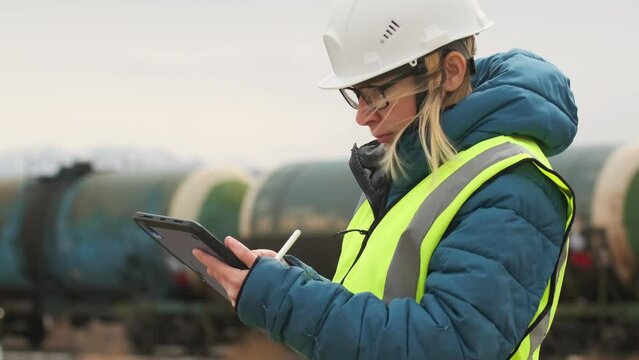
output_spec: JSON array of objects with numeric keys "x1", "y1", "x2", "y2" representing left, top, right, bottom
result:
[{"x1": 2, "y1": 319, "x2": 638, "y2": 360}]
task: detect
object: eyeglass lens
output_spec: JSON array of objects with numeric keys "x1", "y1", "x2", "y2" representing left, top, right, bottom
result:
[{"x1": 340, "y1": 88, "x2": 388, "y2": 110}]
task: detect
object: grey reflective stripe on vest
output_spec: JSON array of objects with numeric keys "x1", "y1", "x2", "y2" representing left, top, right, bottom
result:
[
  {"x1": 526, "y1": 240, "x2": 568, "y2": 359},
  {"x1": 383, "y1": 142, "x2": 530, "y2": 302}
]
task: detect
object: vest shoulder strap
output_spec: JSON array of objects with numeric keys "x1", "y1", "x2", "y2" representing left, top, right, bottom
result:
[{"x1": 384, "y1": 136, "x2": 554, "y2": 301}]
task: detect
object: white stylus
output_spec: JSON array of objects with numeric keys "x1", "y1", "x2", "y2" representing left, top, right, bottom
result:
[{"x1": 275, "y1": 229, "x2": 302, "y2": 261}]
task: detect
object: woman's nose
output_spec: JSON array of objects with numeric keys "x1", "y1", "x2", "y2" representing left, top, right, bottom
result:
[{"x1": 355, "y1": 101, "x2": 379, "y2": 126}]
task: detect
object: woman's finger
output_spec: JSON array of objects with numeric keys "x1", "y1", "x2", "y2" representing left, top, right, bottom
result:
[
  {"x1": 192, "y1": 248, "x2": 225, "y2": 277},
  {"x1": 225, "y1": 236, "x2": 258, "y2": 267}
]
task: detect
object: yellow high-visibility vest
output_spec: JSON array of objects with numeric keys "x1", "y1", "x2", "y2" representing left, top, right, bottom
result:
[{"x1": 333, "y1": 136, "x2": 574, "y2": 359}]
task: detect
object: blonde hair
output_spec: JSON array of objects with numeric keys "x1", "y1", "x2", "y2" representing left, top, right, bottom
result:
[{"x1": 379, "y1": 37, "x2": 476, "y2": 180}]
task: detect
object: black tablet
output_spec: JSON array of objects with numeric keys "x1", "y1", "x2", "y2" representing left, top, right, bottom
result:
[{"x1": 133, "y1": 212, "x2": 248, "y2": 300}]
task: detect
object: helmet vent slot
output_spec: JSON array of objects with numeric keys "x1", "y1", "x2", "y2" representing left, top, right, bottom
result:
[{"x1": 381, "y1": 20, "x2": 401, "y2": 44}]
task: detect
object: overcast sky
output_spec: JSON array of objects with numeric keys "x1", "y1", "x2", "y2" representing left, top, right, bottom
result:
[{"x1": 1, "y1": 0, "x2": 636, "y2": 168}]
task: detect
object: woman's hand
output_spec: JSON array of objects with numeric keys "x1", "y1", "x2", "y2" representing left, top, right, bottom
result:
[{"x1": 192, "y1": 236, "x2": 277, "y2": 307}]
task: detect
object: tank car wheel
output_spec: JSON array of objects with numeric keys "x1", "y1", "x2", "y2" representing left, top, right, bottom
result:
[
  {"x1": 70, "y1": 315, "x2": 90, "y2": 328},
  {"x1": 26, "y1": 316, "x2": 46, "y2": 349},
  {"x1": 601, "y1": 324, "x2": 633, "y2": 354},
  {"x1": 164, "y1": 314, "x2": 216, "y2": 355},
  {"x1": 126, "y1": 316, "x2": 158, "y2": 355}
]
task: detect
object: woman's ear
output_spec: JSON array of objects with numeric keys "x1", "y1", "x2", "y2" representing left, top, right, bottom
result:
[{"x1": 442, "y1": 51, "x2": 468, "y2": 93}]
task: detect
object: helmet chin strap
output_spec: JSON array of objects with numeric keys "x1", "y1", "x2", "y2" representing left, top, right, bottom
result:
[
  {"x1": 410, "y1": 56, "x2": 428, "y2": 113},
  {"x1": 415, "y1": 69, "x2": 445, "y2": 114},
  {"x1": 415, "y1": 88, "x2": 428, "y2": 114}
]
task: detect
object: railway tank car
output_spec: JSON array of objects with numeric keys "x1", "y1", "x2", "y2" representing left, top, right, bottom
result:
[
  {"x1": 240, "y1": 161, "x2": 361, "y2": 278},
  {"x1": 0, "y1": 164, "x2": 93, "y2": 345},
  {"x1": 550, "y1": 144, "x2": 639, "y2": 299},
  {"x1": 0, "y1": 163, "x2": 250, "y2": 350}
]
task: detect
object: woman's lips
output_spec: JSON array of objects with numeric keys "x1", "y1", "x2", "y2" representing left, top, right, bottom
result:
[{"x1": 375, "y1": 133, "x2": 394, "y2": 143}]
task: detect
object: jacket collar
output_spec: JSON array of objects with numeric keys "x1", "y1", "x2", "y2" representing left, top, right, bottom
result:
[{"x1": 348, "y1": 140, "x2": 389, "y2": 218}]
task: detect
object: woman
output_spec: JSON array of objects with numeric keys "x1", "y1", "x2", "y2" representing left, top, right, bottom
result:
[{"x1": 193, "y1": 0, "x2": 578, "y2": 358}]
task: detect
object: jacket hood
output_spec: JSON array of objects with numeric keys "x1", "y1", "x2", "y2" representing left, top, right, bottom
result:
[{"x1": 444, "y1": 49, "x2": 578, "y2": 155}]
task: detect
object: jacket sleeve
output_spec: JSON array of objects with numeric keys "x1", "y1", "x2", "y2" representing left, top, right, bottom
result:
[{"x1": 235, "y1": 162, "x2": 568, "y2": 360}]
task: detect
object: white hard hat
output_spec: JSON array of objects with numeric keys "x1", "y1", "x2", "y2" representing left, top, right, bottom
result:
[{"x1": 318, "y1": 0, "x2": 494, "y2": 89}]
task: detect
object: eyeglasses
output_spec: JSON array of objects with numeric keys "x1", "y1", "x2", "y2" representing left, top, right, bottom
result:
[{"x1": 339, "y1": 70, "x2": 413, "y2": 111}]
